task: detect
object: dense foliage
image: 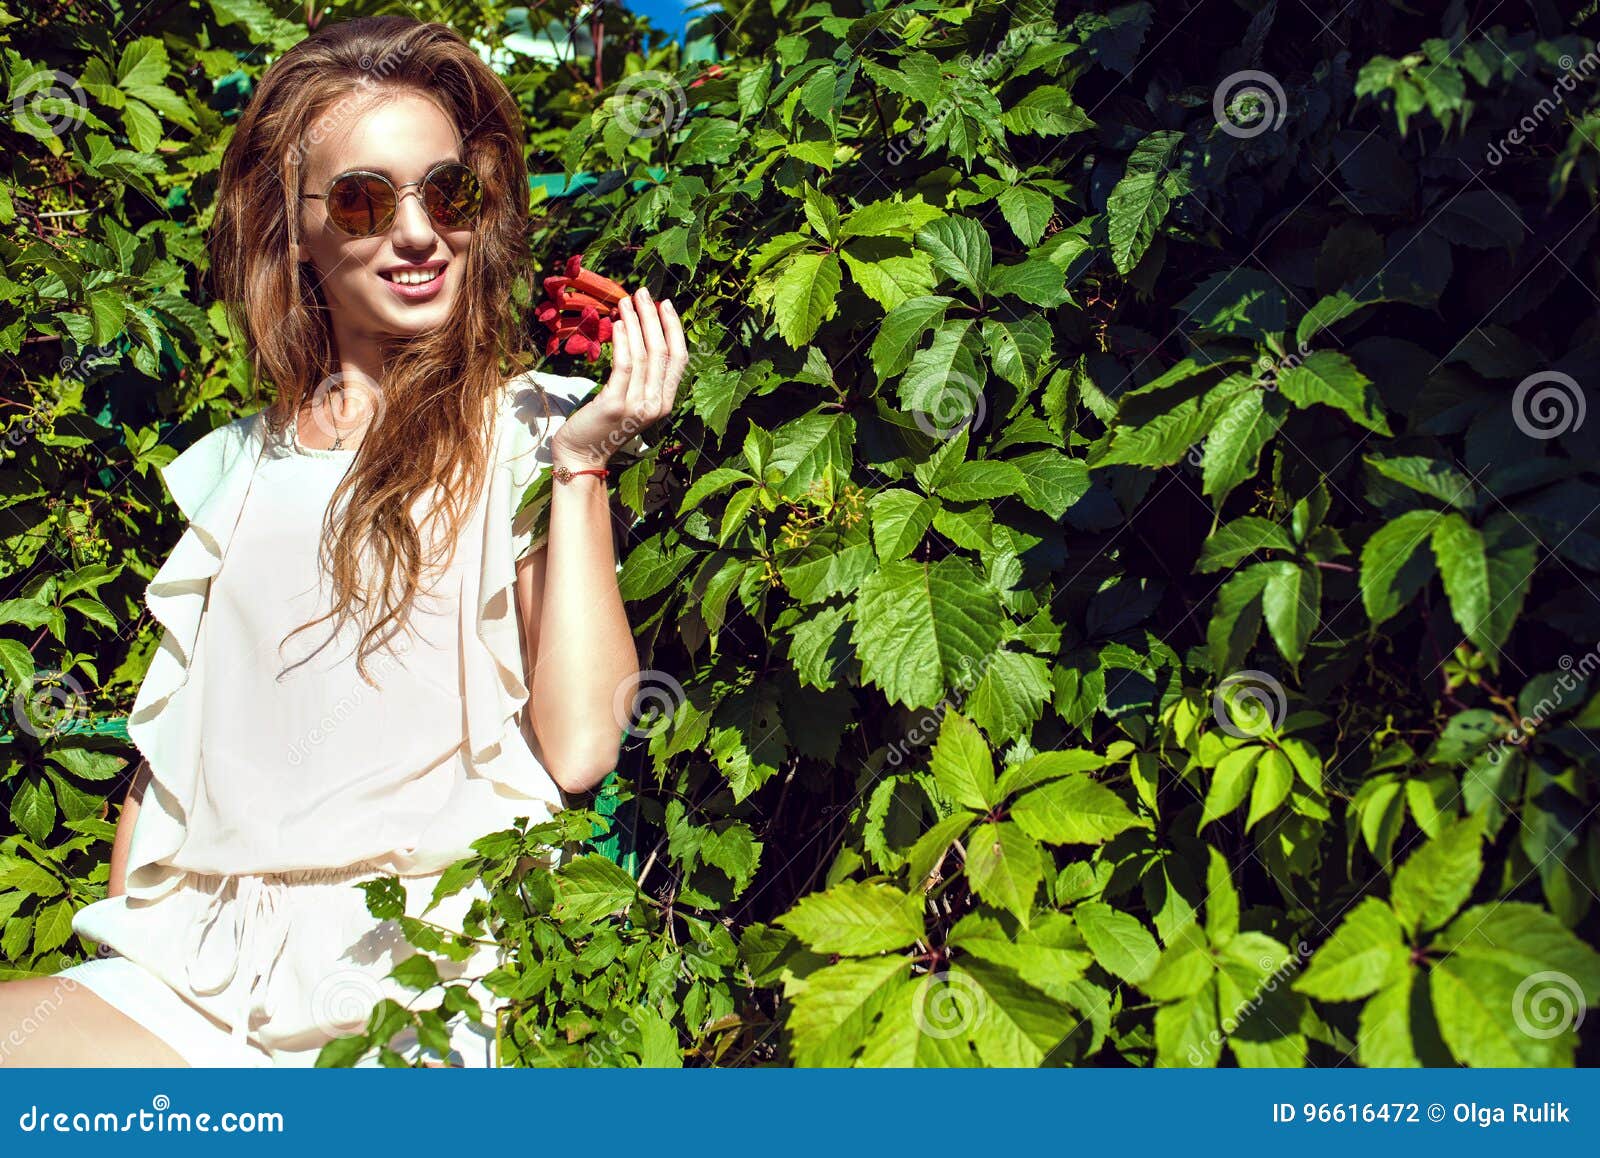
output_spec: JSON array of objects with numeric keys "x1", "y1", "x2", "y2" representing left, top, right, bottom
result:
[{"x1": 4, "y1": 0, "x2": 1600, "y2": 1067}]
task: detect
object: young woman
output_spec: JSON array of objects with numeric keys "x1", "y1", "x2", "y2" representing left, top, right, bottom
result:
[{"x1": 0, "y1": 14, "x2": 685, "y2": 1066}]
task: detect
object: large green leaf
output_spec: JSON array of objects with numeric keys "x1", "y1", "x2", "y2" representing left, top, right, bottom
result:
[
  {"x1": 852, "y1": 559, "x2": 1006, "y2": 709},
  {"x1": 1294, "y1": 898, "x2": 1409, "y2": 1001},
  {"x1": 776, "y1": 881, "x2": 925, "y2": 955},
  {"x1": 1010, "y1": 774, "x2": 1144, "y2": 845},
  {"x1": 964, "y1": 821, "x2": 1044, "y2": 926},
  {"x1": 1389, "y1": 811, "x2": 1485, "y2": 936},
  {"x1": 1361, "y1": 509, "x2": 1440, "y2": 625},
  {"x1": 1107, "y1": 130, "x2": 1182, "y2": 273},
  {"x1": 1276, "y1": 351, "x2": 1391, "y2": 434}
]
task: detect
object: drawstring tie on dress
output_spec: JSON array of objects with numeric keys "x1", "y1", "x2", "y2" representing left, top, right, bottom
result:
[{"x1": 184, "y1": 874, "x2": 295, "y2": 1047}]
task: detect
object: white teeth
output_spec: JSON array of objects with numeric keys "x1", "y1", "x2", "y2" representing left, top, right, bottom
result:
[{"x1": 389, "y1": 267, "x2": 441, "y2": 285}]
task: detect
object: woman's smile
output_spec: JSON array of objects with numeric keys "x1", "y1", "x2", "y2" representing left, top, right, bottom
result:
[{"x1": 380, "y1": 259, "x2": 449, "y2": 301}]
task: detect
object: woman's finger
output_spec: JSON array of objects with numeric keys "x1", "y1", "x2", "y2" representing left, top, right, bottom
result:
[
  {"x1": 609, "y1": 296, "x2": 637, "y2": 403},
  {"x1": 661, "y1": 300, "x2": 687, "y2": 412},
  {"x1": 634, "y1": 287, "x2": 668, "y2": 407}
]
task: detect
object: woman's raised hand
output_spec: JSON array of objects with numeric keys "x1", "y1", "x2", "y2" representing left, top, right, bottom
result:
[{"x1": 549, "y1": 287, "x2": 687, "y2": 469}]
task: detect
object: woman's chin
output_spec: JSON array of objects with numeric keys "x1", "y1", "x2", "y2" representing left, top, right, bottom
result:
[{"x1": 372, "y1": 297, "x2": 453, "y2": 338}]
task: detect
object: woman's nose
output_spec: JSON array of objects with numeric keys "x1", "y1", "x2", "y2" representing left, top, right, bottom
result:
[{"x1": 389, "y1": 188, "x2": 436, "y2": 249}]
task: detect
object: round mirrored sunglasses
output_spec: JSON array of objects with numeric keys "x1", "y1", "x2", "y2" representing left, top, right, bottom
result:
[{"x1": 300, "y1": 160, "x2": 483, "y2": 238}]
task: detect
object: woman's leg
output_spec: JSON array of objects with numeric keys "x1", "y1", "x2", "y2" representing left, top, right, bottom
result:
[{"x1": 0, "y1": 975, "x2": 189, "y2": 1067}]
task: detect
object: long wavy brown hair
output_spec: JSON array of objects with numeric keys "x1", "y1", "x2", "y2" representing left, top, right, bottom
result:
[{"x1": 208, "y1": 14, "x2": 549, "y2": 684}]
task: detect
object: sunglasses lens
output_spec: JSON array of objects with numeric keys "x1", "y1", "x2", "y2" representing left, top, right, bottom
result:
[
  {"x1": 423, "y1": 163, "x2": 482, "y2": 228},
  {"x1": 326, "y1": 173, "x2": 394, "y2": 236}
]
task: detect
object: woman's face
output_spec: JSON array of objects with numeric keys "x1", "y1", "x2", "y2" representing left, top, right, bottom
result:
[{"x1": 294, "y1": 89, "x2": 473, "y2": 342}]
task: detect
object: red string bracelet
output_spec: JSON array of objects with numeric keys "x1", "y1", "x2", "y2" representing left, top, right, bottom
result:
[{"x1": 552, "y1": 465, "x2": 609, "y2": 484}]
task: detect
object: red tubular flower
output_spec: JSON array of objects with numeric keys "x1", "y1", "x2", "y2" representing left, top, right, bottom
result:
[{"x1": 536, "y1": 254, "x2": 629, "y2": 362}]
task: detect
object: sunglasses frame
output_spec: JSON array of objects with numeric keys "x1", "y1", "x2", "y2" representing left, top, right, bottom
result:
[{"x1": 299, "y1": 159, "x2": 483, "y2": 238}]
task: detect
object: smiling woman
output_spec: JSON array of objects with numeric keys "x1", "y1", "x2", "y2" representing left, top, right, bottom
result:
[{"x1": 0, "y1": 12, "x2": 686, "y2": 1067}]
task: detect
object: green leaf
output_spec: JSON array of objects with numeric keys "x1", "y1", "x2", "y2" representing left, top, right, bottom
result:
[
  {"x1": 906, "y1": 811, "x2": 978, "y2": 887},
  {"x1": 1074, "y1": 902, "x2": 1161, "y2": 984},
  {"x1": 1365, "y1": 455, "x2": 1476, "y2": 509},
  {"x1": 1429, "y1": 513, "x2": 1535, "y2": 661},
  {"x1": 964, "y1": 650, "x2": 1052, "y2": 744},
  {"x1": 1155, "y1": 980, "x2": 1222, "y2": 1067},
  {"x1": 1358, "y1": 975, "x2": 1424, "y2": 1067},
  {"x1": 1196, "y1": 517, "x2": 1295, "y2": 572},
  {"x1": 777, "y1": 881, "x2": 925, "y2": 955},
  {"x1": 1205, "y1": 845, "x2": 1240, "y2": 943},
  {"x1": 964, "y1": 821, "x2": 1043, "y2": 927},
  {"x1": 1001, "y1": 86, "x2": 1093, "y2": 137},
  {"x1": 771, "y1": 251, "x2": 841, "y2": 347},
  {"x1": 915, "y1": 217, "x2": 992, "y2": 296},
  {"x1": 1276, "y1": 351, "x2": 1391, "y2": 434},
  {"x1": 929, "y1": 710, "x2": 996, "y2": 810},
  {"x1": 1107, "y1": 130, "x2": 1182, "y2": 273},
  {"x1": 1294, "y1": 898, "x2": 1409, "y2": 1001},
  {"x1": 1201, "y1": 746, "x2": 1261, "y2": 830},
  {"x1": 1009, "y1": 774, "x2": 1144, "y2": 845},
  {"x1": 1245, "y1": 747, "x2": 1295, "y2": 832},
  {"x1": 1389, "y1": 810, "x2": 1485, "y2": 936},
  {"x1": 851, "y1": 559, "x2": 1006, "y2": 709},
  {"x1": 1361, "y1": 509, "x2": 1439, "y2": 625},
  {"x1": 958, "y1": 957, "x2": 1078, "y2": 1066},
  {"x1": 1201, "y1": 387, "x2": 1283, "y2": 506},
  {"x1": 32, "y1": 898, "x2": 75, "y2": 955},
  {"x1": 1429, "y1": 902, "x2": 1600, "y2": 1066},
  {"x1": 787, "y1": 955, "x2": 908, "y2": 1067},
  {"x1": 550, "y1": 855, "x2": 639, "y2": 924},
  {"x1": 1206, "y1": 565, "x2": 1270, "y2": 672},
  {"x1": 1260, "y1": 561, "x2": 1322, "y2": 666}
]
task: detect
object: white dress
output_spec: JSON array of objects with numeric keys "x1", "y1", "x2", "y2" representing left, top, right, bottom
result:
[{"x1": 56, "y1": 370, "x2": 601, "y2": 1066}]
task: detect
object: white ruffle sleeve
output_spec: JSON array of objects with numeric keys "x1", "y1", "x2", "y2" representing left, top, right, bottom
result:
[
  {"x1": 455, "y1": 369, "x2": 599, "y2": 812},
  {"x1": 121, "y1": 411, "x2": 268, "y2": 903}
]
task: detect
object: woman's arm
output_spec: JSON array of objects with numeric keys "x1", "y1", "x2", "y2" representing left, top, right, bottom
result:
[
  {"x1": 107, "y1": 760, "x2": 153, "y2": 898},
  {"x1": 513, "y1": 289, "x2": 684, "y2": 796},
  {"x1": 514, "y1": 491, "x2": 638, "y2": 796}
]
